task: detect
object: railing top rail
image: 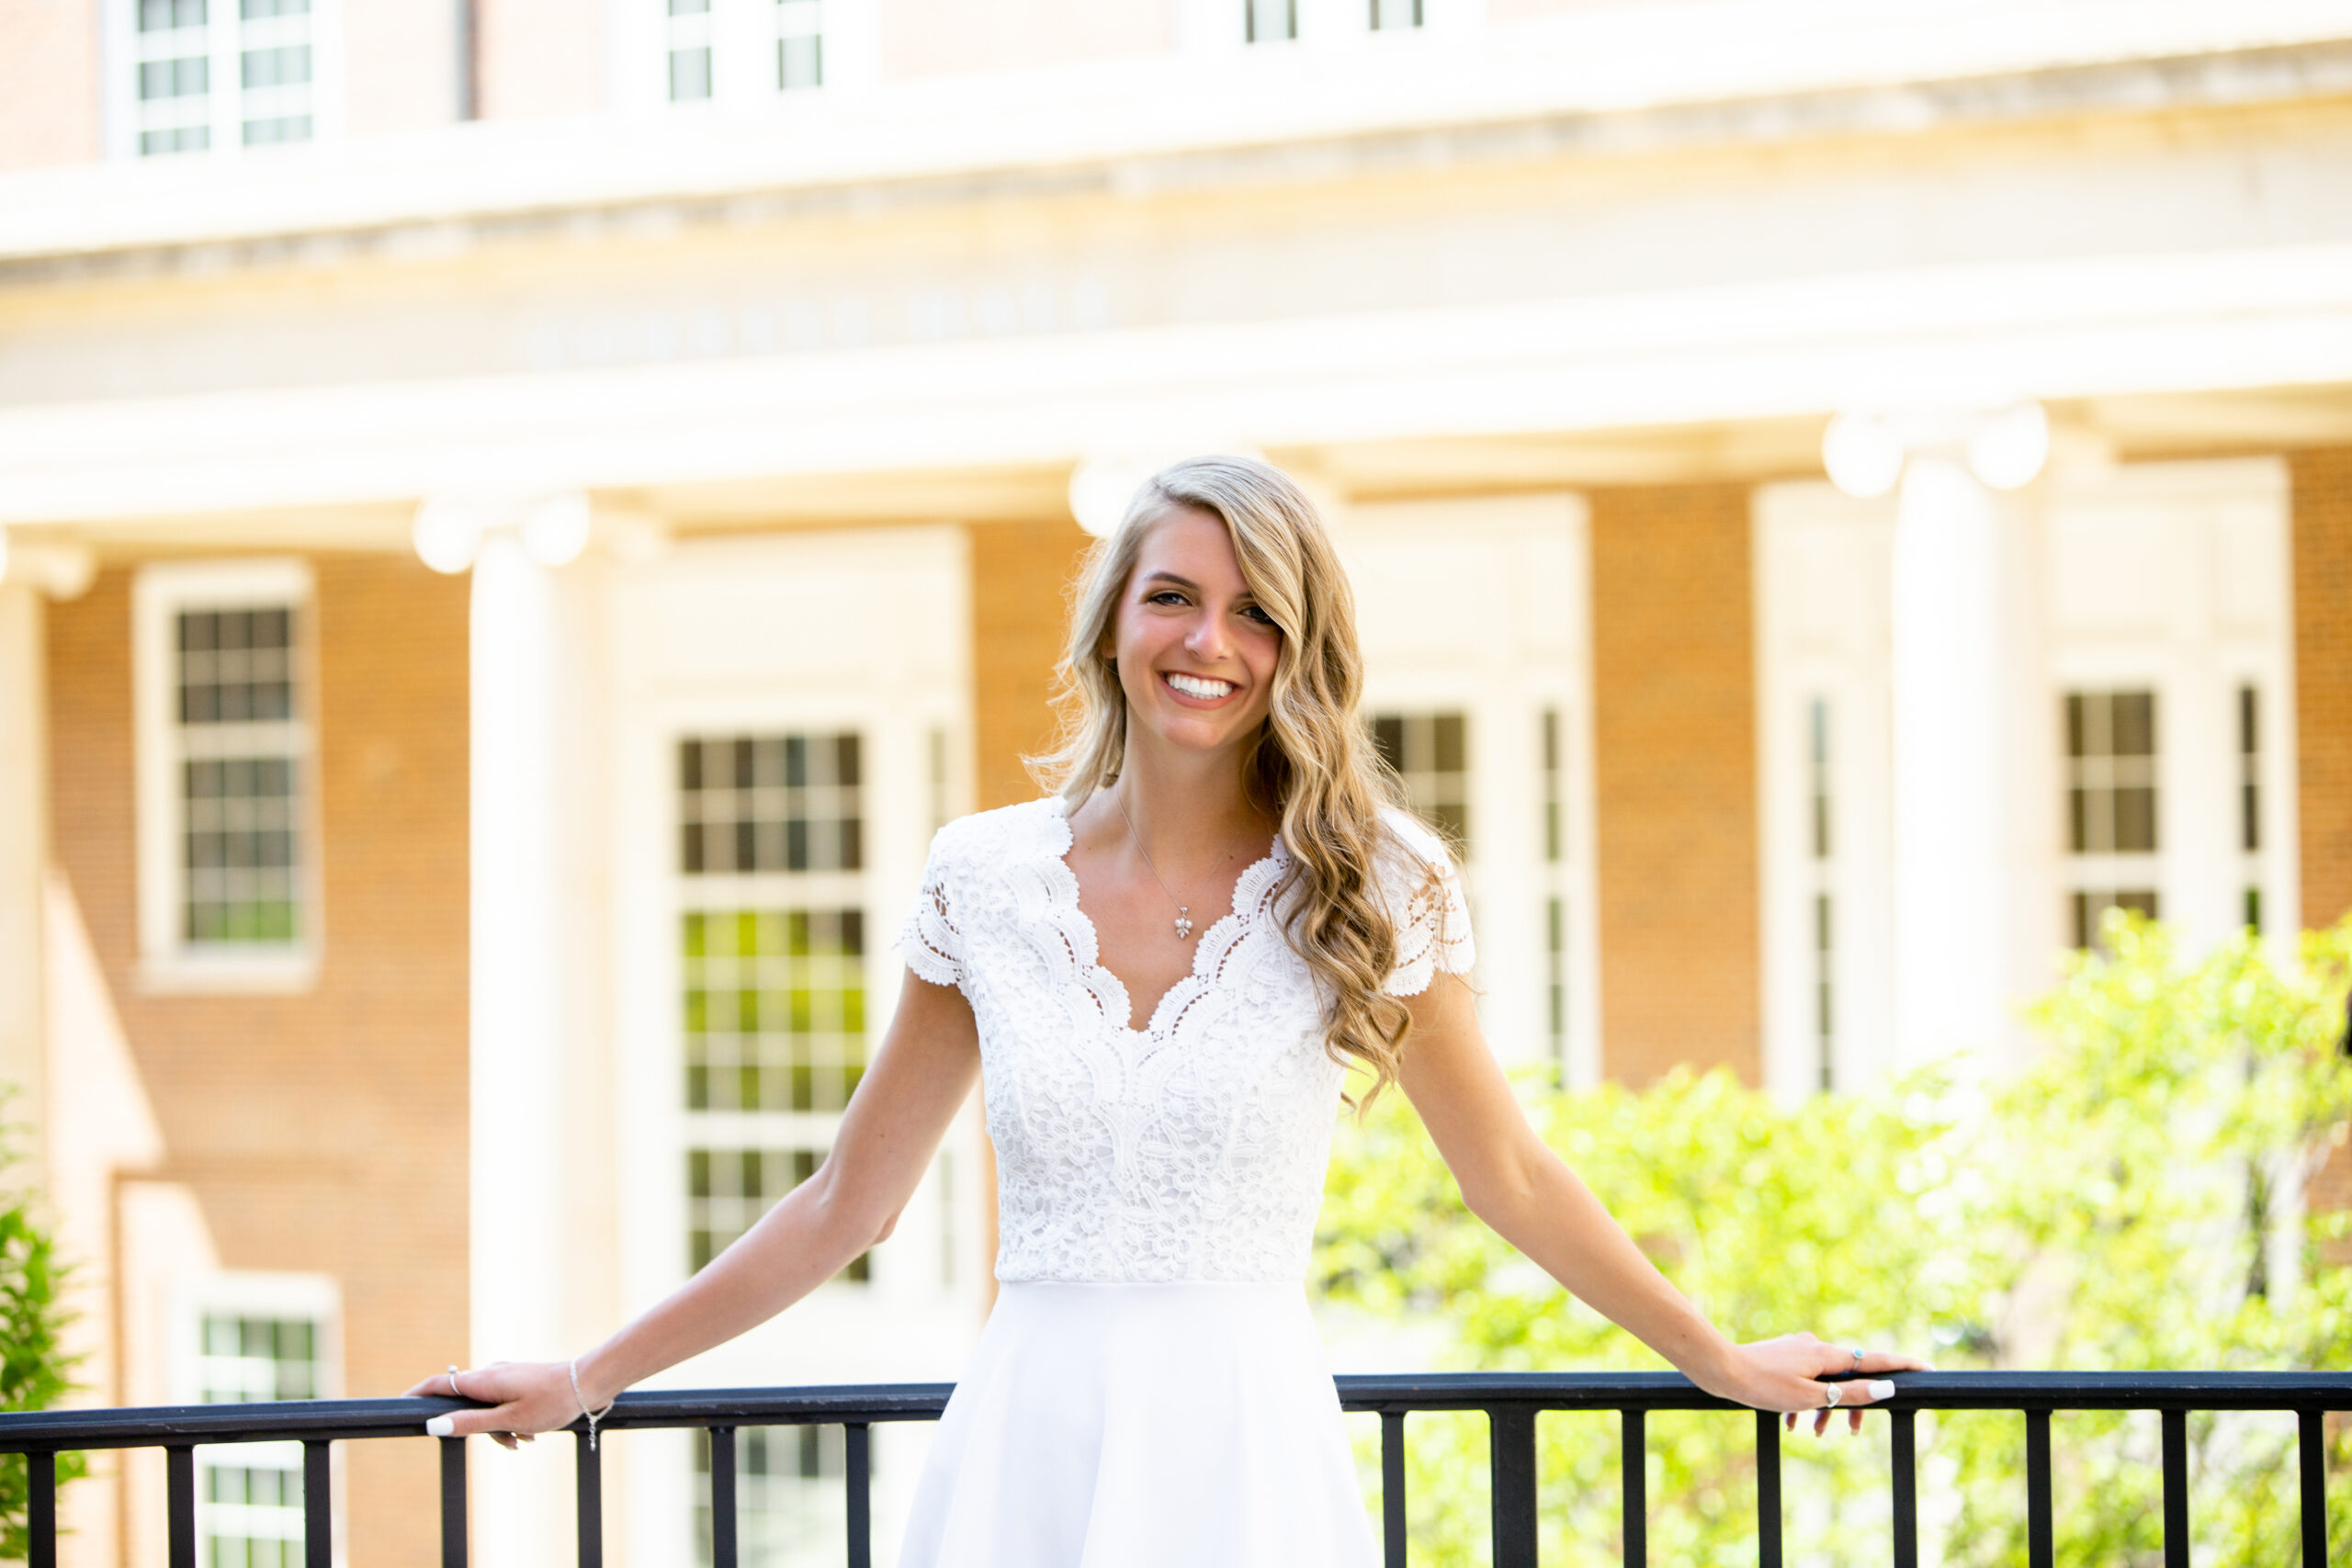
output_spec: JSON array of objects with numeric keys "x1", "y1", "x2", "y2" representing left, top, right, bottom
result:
[
  {"x1": 3, "y1": 1370, "x2": 2346, "y2": 1451},
  {"x1": 1331, "y1": 1369, "x2": 2352, "y2": 1413}
]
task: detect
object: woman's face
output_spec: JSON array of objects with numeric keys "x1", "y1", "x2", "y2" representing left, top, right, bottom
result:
[{"x1": 1107, "y1": 505, "x2": 1283, "y2": 764}]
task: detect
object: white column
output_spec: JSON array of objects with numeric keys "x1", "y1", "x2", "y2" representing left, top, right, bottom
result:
[
  {"x1": 1888, "y1": 456, "x2": 2011, "y2": 1073},
  {"x1": 469, "y1": 533, "x2": 574, "y2": 1565},
  {"x1": 0, "y1": 581, "x2": 46, "y2": 1191}
]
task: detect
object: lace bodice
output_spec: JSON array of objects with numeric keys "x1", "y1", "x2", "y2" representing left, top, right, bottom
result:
[{"x1": 896, "y1": 797, "x2": 1475, "y2": 1284}]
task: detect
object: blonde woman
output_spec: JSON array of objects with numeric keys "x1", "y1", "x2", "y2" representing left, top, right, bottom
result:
[{"x1": 413, "y1": 456, "x2": 1922, "y2": 1565}]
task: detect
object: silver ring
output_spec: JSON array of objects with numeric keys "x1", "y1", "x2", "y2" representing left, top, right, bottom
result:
[
  {"x1": 1823, "y1": 1382, "x2": 1844, "y2": 1409},
  {"x1": 1850, "y1": 1347, "x2": 1866, "y2": 1366},
  {"x1": 447, "y1": 1365, "x2": 466, "y2": 1399}
]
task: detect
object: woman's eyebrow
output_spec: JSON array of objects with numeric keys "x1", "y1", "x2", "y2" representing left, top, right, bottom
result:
[{"x1": 1139, "y1": 570, "x2": 1202, "y2": 592}]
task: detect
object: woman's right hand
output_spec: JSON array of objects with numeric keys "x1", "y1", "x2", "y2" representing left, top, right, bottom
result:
[{"x1": 402, "y1": 1360, "x2": 601, "y2": 1450}]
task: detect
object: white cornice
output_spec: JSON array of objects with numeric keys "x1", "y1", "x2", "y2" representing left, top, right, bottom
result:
[
  {"x1": 5, "y1": 0, "x2": 2352, "y2": 263},
  {"x1": 4, "y1": 242, "x2": 2349, "y2": 525}
]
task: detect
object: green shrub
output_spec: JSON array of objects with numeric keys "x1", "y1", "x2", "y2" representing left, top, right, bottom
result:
[
  {"x1": 1315, "y1": 916, "x2": 2352, "y2": 1566},
  {"x1": 0, "y1": 1114, "x2": 84, "y2": 1563}
]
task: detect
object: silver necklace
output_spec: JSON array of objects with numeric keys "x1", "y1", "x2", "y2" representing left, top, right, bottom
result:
[{"x1": 1114, "y1": 792, "x2": 1200, "y2": 942}]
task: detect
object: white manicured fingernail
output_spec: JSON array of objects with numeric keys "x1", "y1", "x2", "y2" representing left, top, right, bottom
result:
[
  {"x1": 1867, "y1": 1380, "x2": 1896, "y2": 1401},
  {"x1": 425, "y1": 1416, "x2": 456, "y2": 1438}
]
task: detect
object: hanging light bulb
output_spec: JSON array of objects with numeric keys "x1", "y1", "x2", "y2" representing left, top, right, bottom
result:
[
  {"x1": 1966, "y1": 401, "x2": 2050, "y2": 491},
  {"x1": 1822, "y1": 412, "x2": 1905, "y2": 499},
  {"x1": 521, "y1": 492, "x2": 593, "y2": 567},
  {"x1": 413, "y1": 498, "x2": 483, "y2": 574}
]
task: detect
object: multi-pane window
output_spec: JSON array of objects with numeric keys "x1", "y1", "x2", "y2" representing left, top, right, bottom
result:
[
  {"x1": 1539, "y1": 709, "x2": 1567, "y2": 1085},
  {"x1": 777, "y1": 0, "x2": 821, "y2": 89},
  {"x1": 2239, "y1": 683, "x2": 2262, "y2": 933},
  {"x1": 667, "y1": 0, "x2": 713, "y2": 100},
  {"x1": 682, "y1": 734, "x2": 863, "y2": 874},
  {"x1": 695, "y1": 1425, "x2": 868, "y2": 1567},
  {"x1": 1806, "y1": 698, "x2": 1834, "y2": 1092},
  {"x1": 1370, "y1": 0, "x2": 1421, "y2": 27},
  {"x1": 679, "y1": 732, "x2": 868, "y2": 1284},
  {"x1": 1245, "y1": 0, "x2": 1295, "y2": 42},
  {"x1": 2064, "y1": 689, "x2": 2160, "y2": 949},
  {"x1": 128, "y1": 0, "x2": 320, "y2": 156},
  {"x1": 135, "y1": 563, "x2": 315, "y2": 981},
  {"x1": 1372, "y1": 711, "x2": 1469, "y2": 851},
  {"x1": 684, "y1": 909, "x2": 866, "y2": 1115},
  {"x1": 177, "y1": 607, "x2": 303, "y2": 945},
  {"x1": 665, "y1": 0, "x2": 821, "y2": 104},
  {"x1": 195, "y1": 1312, "x2": 323, "y2": 1568}
]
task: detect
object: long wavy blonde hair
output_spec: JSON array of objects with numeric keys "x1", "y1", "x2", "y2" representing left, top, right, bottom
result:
[{"x1": 1035, "y1": 455, "x2": 1421, "y2": 1107}]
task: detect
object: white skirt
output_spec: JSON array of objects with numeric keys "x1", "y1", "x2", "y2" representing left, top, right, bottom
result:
[{"x1": 896, "y1": 1281, "x2": 1378, "y2": 1568}]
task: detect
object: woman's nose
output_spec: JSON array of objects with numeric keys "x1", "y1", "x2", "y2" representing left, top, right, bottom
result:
[{"x1": 1184, "y1": 615, "x2": 1228, "y2": 660}]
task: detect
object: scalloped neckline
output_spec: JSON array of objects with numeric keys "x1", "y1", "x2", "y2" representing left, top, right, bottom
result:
[{"x1": 1043, "y1": 798, "x2": 1286, "y2": 1039}]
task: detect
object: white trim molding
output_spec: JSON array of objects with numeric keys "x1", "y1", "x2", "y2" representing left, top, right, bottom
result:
[{"x1": 131, "y1": 557, "x2": 320, "y2": 993}]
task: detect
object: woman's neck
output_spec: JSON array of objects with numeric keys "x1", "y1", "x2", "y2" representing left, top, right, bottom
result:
[{"x1": 1113, "y1": 726, "x2": 1272, "y2": 864}]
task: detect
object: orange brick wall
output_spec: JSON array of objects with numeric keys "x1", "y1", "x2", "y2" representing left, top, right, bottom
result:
[
  {"x1": 0, "y1": 0, "x2": 101, "y2": 170},
  {"x1": 2293, "y1": 447, "x2": 2352, "y2": 931},
  {"x1": 48, "y1": 554, "x2": 469, "y2": 1567},
  {"x1": 2291, "y1": 448, "x2": 2352, "y2": 1267},
  {"x1": 968, "y1": 518, "x2": 1093, "y2": 810},
  {"x1": 1589, "y1": 484, "x2": 1762, "y2": 1086}
]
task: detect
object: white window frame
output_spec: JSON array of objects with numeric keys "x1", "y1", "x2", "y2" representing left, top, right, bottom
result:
[
  {"x1": 607, "y1": 527, "x2": 979, "y2": 1568},
  {"x1": 170, "y1": 1272, "x2": 343, "y2": 1568},
  {"x1": 1339, "y1": 494, "x2": 1598, "y2": 1087},
  {"x1": 103, "y1": 0, "x2": 345, "y2": 162},
  {"x1": 1754, "y1": 482, "x2": 1897, "y2": 1102},
  {"x1": 133, "y1": 558, "x2": 321, "y2": 993},
  {"x1": 2040, "y1": 457, "x2": 2300, "y2": 962}
]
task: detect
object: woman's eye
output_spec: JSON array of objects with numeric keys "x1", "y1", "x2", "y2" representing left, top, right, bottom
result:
[
  {"x1": 1147, "y1": 591, "x2": 1188, "y2": 606},
  {"x1": 1242, "y1": 605, "x2": 1279, "y2": 628}
]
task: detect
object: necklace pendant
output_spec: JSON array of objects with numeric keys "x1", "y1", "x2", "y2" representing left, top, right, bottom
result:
[{"x1": 1174, "y1": 909, "x2": 1193, "y2": 941}]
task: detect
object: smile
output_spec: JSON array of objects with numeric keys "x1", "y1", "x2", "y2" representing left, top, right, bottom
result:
[{"x1": 1163, "y1": 671, "x2": 1238, "y2": 701}]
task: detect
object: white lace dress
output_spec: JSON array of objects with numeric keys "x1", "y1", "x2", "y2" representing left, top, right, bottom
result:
[{"x1": 892, "y1": 796, "x2": 1475, "y2": 1568}]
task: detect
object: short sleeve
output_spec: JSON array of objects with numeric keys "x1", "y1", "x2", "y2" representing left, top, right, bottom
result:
[
  {"x1": 895, "y1": 829, "x2": 967, "y2": 990},
  {"x1": 1378, "y1": 808, "x2": 1476, "y2": 997}
]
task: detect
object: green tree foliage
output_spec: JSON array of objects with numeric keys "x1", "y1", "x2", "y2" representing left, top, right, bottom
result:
[
  {"x1": 1315, "y1": 917, "x2": 2352, "y2": 1566},
  {"x1": 0, "y1": 1116, "x2": 84, "y2": 1564}
]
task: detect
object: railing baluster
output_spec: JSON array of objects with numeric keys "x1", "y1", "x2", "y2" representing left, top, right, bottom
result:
[
  {"x1": 166, "y1": 1443, "x2": 197, "y2": 1568},
  {"x1": 2026, "y1": 1408, "x2": 2053, "y2": 1568},
  {"x1": 710, "y1": 1427, "x2": 739, "y2": 1568},
  {"x1": 303, "y1": 1438, "x2": 332, "y2": 1568},
  {"x1": 846, "y1": 1423, "x2": 873, "y2": 1568},
  {"x1": 1381, "y1": 1411, "x2": 1407, "y2": 1568},
  {"x1": 1755, "y1": 1412, "x2": 1782, "y2": 1568},
  {"x1": 575, "y1": 1430, "x2": 604, "y2": 1568},
  {"x1": 1621, "y1": 1408, "x2": 1646, "y2": 1568},
  {"x1": 28, "y1": 1450, "x2": 56, "y2": 1568},
  {"x1": 2300, "y1": 1409, "x2": 2327, "y2": 1568},
  {"x1": 1489, "y1": 1404, "x2": 1538, "y2": 1568},
  {"x1": 1892, "y1": 1408, "x2": 1918, "y2": 1568},
  {"x1": 439, "y1": 1435, "x2": 468, "y2": 1568},
  {"x1": 2162, "y1": 1407, "x2": 2189, "y2": 1568}
]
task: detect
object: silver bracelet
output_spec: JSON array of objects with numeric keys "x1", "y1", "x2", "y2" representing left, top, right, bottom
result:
[{"x1": 567, "y1": 1358, "x2": 617, "y2": 1450}]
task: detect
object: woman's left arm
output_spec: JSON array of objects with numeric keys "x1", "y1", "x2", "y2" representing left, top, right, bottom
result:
[{"x1": 1395, "y1": 972, "x2": 1924, "y2": 1433}]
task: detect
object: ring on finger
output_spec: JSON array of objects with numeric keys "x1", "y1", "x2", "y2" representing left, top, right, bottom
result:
[
  {"x1": 1850, "y1": 1347, "x2": 1865, "y2": 1366},
  {"x1": 447, "y1": 1365, "x2": 466, "y2": 1399},
  {"x1": 1823, "y1": 1382, "x2": 1844, "y2": 1409}
]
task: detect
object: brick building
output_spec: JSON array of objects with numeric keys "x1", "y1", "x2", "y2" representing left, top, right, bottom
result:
[{"x1": 2, "y1": 0, "x2": 2350, "y2": 1562}]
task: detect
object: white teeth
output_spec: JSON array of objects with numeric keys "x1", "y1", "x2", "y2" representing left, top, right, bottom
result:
[{"x1": 1167, "y1": 673, "x2": 1235, "y2": 699}]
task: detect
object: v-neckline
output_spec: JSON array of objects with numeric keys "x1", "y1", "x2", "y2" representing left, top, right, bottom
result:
[{"x1": 1045, "y1": 797, "x2": 1285, "y2": 1038}]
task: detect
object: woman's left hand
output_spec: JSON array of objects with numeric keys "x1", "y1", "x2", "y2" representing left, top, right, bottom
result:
[{"x1": 1715, "y1": 1332, "x2": 1930, "y2": 1436}]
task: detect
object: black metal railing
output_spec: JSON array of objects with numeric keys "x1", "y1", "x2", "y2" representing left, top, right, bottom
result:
[{"x1": 2, "y1": 1371, "x2": 2345, "y2": 1568}]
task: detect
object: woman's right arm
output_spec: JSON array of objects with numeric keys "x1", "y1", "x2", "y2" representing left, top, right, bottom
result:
[{"x1": 406, "y1": 970, "x2": 980, "y2": 1440}]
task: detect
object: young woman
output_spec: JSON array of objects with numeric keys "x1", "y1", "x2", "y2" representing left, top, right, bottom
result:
[{"x1": 413, "y1": 456, "x2": 1923, "y2": 1564}]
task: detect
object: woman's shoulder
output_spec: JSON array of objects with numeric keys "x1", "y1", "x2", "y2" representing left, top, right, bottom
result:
[
  {"x1": 924, "y1": 796, "x2": 1068, "y2": 867},
  {"x1": 1372, "y1": 803, "x2": 1459, "y2": 878}
]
